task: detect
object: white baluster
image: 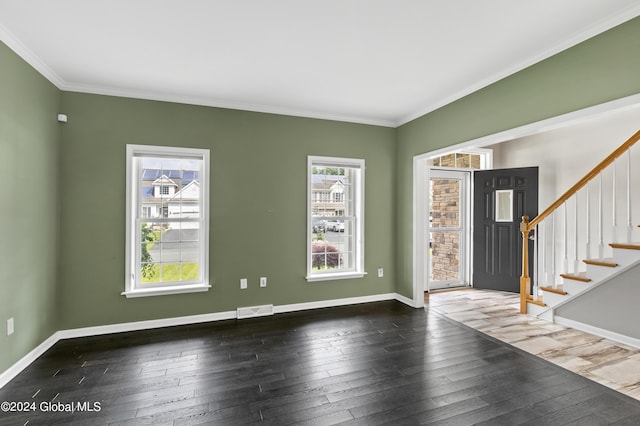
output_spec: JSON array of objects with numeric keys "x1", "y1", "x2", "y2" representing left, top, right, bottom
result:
[
  {"x1": 574, "y1": 195, "x2": 579, "y2": 274},
  {"x1": 563, "y1": 202, "x2": 568, "y2": 274},
  {"x1": 612, "y1": 161, "x2": 617, "y2": 244},
  {"x1": 598, "y1": 174, "x2": 604, "y2": 259},
  {"x1": 551, "y1": 212, "x2": 556, "y2": 288},
  {"x1": 540, "y1": 221, "x2": 545, "y2": 290},
  {"x1": 627, "y1": 148, "x2": 633, "y2": 243},
  {"x1": 585, "y1": 183, "x2": 590, "y2": 259}
]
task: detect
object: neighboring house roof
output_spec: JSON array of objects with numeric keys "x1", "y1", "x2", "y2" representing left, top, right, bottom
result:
[
  {"x1": 311, "y1": 175, "x2": 346, "y2": 192},
  {"x1": 142, "y1": 180, "x2": 200, "y2": 203},
  {"x1": 170, "y1": 180, "x2": 200, "y2": 201},
  {"x1": 151, "y1": 175, "x2": 178, "y2": 187}
]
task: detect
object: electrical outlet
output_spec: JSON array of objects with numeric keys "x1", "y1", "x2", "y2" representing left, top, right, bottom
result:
[
  {"x1": 240, "y1": 278, "x2": 247, "y2": 289},
  {"x1": 7, "y1": 318, "x2": 14, "y2": 336},
  {"x1": 260, "y1": 277, "x2": 267, "y2": 288},
  {"x1": 377, "y1": 268, "x2": 384, "y2": 278}
]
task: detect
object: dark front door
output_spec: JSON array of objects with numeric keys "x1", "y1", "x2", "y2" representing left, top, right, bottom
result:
[{"x1": 473, "y1": 167, "x2": 538, "y2": 293}]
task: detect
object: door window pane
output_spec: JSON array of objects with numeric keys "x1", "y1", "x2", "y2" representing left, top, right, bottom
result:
[{"x1": 495, "y1": 189, "x2": 513, "y2": 222}]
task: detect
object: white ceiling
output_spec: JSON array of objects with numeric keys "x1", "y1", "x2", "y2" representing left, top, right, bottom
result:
[{"x1": 1, "y1": 1, "x2": 639, "y2": 127}]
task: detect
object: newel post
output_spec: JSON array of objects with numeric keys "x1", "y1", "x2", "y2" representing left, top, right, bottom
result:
[{"x1": 520, "y1": 216, "x2": 530, "y2": 314}]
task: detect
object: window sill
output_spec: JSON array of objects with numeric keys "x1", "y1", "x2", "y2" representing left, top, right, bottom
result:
[
  {"x1": 305, "y1": 272, "x2": 367, "y2": 282},
  {"x1": 122, "y1": 283, "x2": 211, "y2": 298}
]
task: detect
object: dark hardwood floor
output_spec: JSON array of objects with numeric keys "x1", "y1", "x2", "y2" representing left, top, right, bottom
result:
[{"x1": 1, "y1": 301, "x2": 640, "y2": 425}]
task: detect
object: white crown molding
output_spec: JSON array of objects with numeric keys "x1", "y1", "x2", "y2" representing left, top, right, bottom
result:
[
  {"x1": 60, "y1": 82, "x2": 397, "y2": 128},
  {"x1": 396, "y1": 4, "x2": 640, "y2": 127},
  {"x1": 0, "y1": 23, "x2": 64, "y2": 89},
  {"x1": 0, "y1": 293, "x2": 414, "y2": 389}
]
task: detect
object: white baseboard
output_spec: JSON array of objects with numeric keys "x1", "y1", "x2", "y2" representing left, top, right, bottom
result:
[
  {"x1": 555, "y1": 316, "x2": 640, "y2": 349},
  {"x1": 0, "y1": 293, "x2": 410, "y2": 388},
  {"x1": 57, "y1": 310, "x2": 237, "y2": 340},
  {"x1": 0, "y1": 333, "x2": 60, "y2": 389},
  {"x1": 394, "y1": 292, "x2": 418, "y2": 307},
  {"x1": 274, "y1": 293, "x2": 397, "y2": 314}
]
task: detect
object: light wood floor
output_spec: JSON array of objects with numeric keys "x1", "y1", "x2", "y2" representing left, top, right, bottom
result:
[{"x1": 425, "y1": 288, "x2": 640, "y2": 402}]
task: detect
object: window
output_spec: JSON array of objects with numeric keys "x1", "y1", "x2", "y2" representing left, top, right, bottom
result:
[
  {"x1": 124, "y1": 145, "x2": 210, "y2": 298},
  {"x1": 427, "y1": 148, "x2": 492, "y2": 170},
  {"x1": 307, "y1": 156, "x2": 365, "y2": 281},
  {"x1": 495, "y1": 189, "x2": 513, "y2": 222}
]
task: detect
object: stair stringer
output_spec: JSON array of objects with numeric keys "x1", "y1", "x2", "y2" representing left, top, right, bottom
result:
[
  {"x1": 553, "y1": 259, "x2": 640, "y2": 348},
  {"x1": 532, "y1": 255, "x2": 640, "y2": 323},
  {"x1": 527, "y1": 247, "x2": 640, "y2": 320}
]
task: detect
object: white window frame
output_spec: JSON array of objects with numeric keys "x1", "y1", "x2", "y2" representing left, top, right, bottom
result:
[
  {"x1": 306, "y1": 156, "x2": 365, "y2": 282},
  {"x1": 124, "y1": 144, "x2": 210, "y2": 298}
]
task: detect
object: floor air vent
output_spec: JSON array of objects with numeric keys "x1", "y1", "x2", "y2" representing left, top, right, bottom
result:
[{"x1": 237, "y1": 304, "x2": 274, "y2": 319}]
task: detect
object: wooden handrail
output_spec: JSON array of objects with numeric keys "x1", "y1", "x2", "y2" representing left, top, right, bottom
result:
[
  {"x1": 527, "y1": 128, "x2": 640, "y2": 231},
  {"x1": 520, "y1": 128, "x2": 640, "y2": 314}
]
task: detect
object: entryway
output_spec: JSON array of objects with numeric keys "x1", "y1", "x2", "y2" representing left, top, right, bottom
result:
[
  {"x1": 411, "y1": 94, "x2": 640, "y2": 309},
  {"x1": 416, "y1": 149, "x2": 539, "y2": 299}
]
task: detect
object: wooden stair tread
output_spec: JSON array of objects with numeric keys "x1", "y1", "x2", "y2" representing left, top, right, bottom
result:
[
  {"x1": 540, "y1": 286, "x2": 568, "y2": 295},
  {"x1": 583, "y1": 258, "x2": 618, "y2": 268},
  {"x1": 610, "y1": 242, "x2": 640, "y2": 250},
  {"x1": 560, "y1": 272, "x2": 592, "y2": 283}
]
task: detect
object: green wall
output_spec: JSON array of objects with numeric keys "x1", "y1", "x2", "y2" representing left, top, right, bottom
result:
[
  {"x1": 57, "y1": 93, "x2": 396, "y2": 329},
  {"x1": 395, "y1": 17, "x2": 640, "y2": 298},
  {"x1": 0, "y1": 42, "x2": 61, "y2": 373}
]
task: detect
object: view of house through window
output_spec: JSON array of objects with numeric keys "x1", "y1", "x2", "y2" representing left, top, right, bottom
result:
[
  {"x1": 125, "y1": 145, "x2": 209, "y2": 297},
  {"x1": 307, "y1": 156, "x2": 364, "y2": 281}
]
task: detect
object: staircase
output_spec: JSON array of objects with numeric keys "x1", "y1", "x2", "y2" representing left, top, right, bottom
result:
[
  {"x1": 527, "y1": 242, "x2": 640, "y2": 322},
  {"x1": 519, "y1": 129, "x2": 640, "y2": 339}
]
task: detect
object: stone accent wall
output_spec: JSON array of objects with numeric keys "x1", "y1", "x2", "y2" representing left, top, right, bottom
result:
[{"x1": 431, "y1": 153, "x2": 481, "y2": 169}]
